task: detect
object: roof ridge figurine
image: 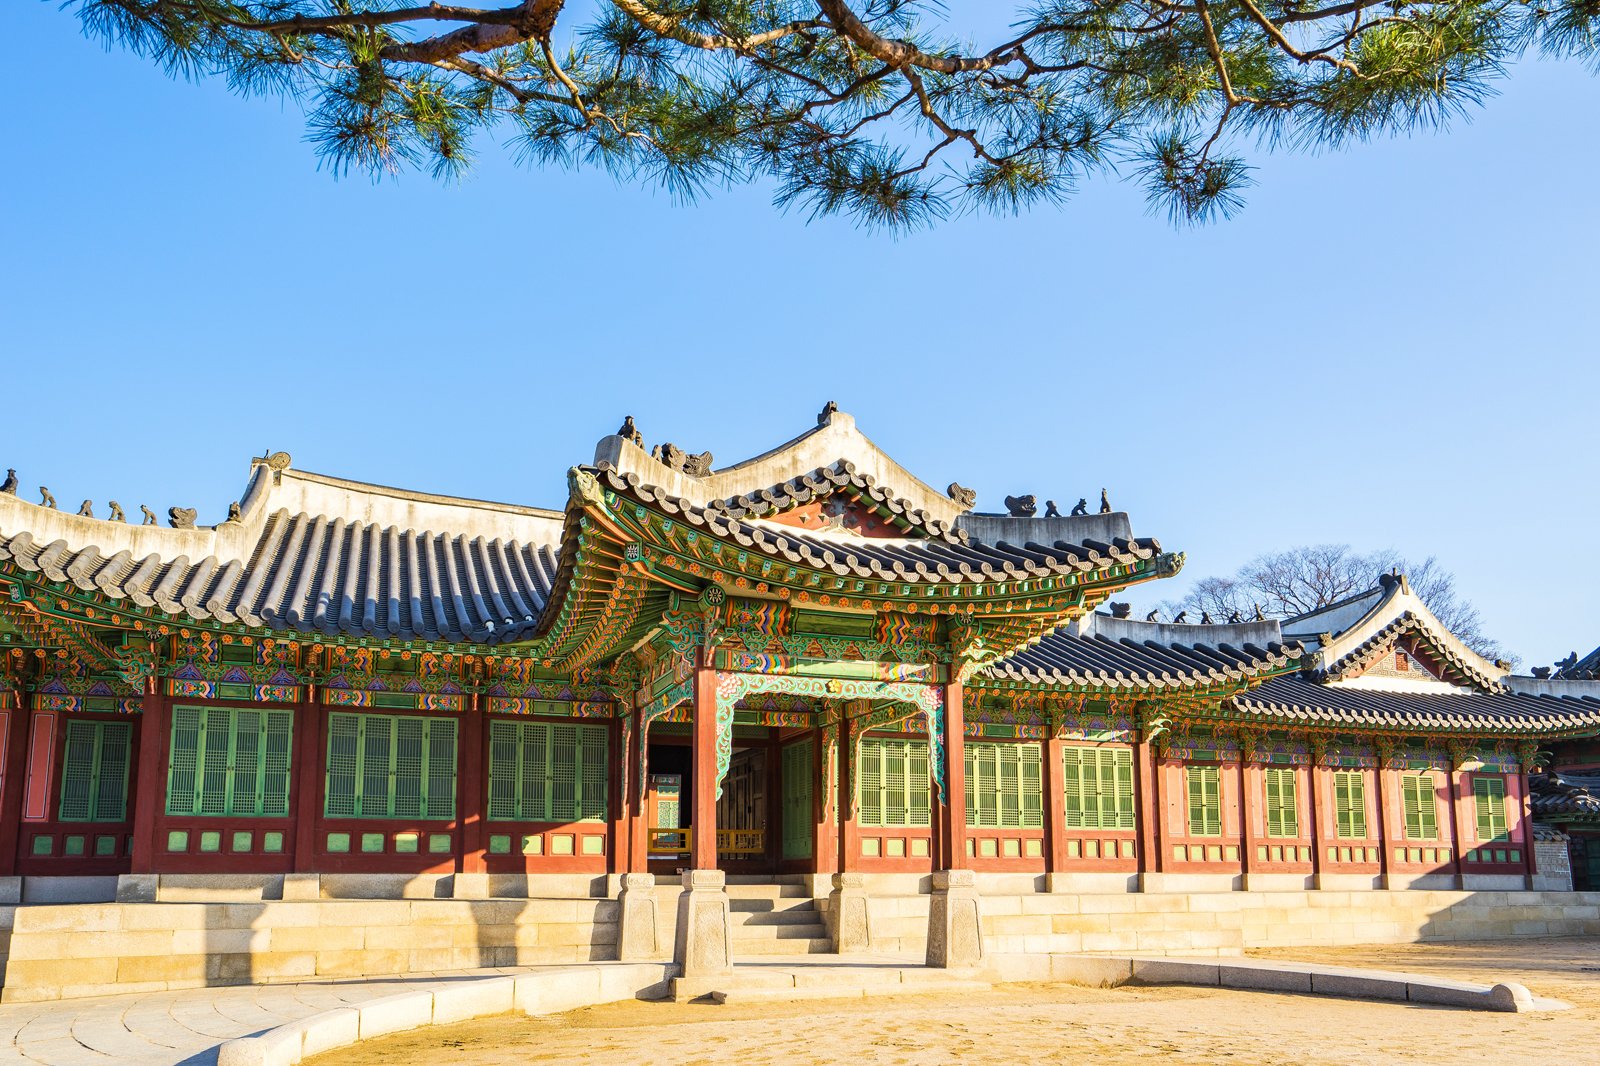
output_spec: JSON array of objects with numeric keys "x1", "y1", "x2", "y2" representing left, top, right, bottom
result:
[
  {"x1": 1099, "y1": 488, "x2": 1112, "y2": 514},
  {"x1": 818, "y1": 400, "x2": 839, "y2": 425},
  {"x1": 140, "y1": 505, "x2": 157, "y2": 526},
  {"x1": 168, "y1": 506, "x2": 197, "y2": 529},
  {"x1": 108, "y1": 501, "x2": 125, "y2": 523},
  {"x1": 1145, "y1": 609, "x2": 1160, "y2": 622},
  {"x1": 39, "y1": 487, "x2": 55, "y2": 509},
  {"x1": 0, "y1": 469, "x2": 16, "y2": 495},
  {"x1": 1003, "y1": 494, "x2": 1037, "y2": 517},
  {"x1": 1173, "y1": 610, "x2": 1189, "y2": 623},
  {"x1": 616, "y1": 415, "x2": 643, "y2": 447},
  {"x1": 1069, "y1": 498, "x2": 1087, "y2": 516},
  {"x1": 946, "y1": 482, "x2": 976, "y2": 510},
  {"x1": 1044, "y1": 500, "x2": 1061, "y2": 518},
  {"x1": 77, "y1": 500, "x2": 93, "y2": 518}
]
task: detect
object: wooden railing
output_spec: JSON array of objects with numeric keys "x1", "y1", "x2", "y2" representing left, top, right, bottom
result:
[{"x1": 645, "y1": 827, "x2": 766, "y2": 856}]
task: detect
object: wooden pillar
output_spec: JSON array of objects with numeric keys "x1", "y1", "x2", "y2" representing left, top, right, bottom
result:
[
  {"x1": 837, "y1": 724, "x2": 856, "y2": 873},
  {"x1": 1135, "y1": 735, "x2": 1161, "y2": 876},
  {"x1": 1044, "y1": 737, "x2": 1067, "y2": 875},
  {"x1": 292, "y1": 697, "x2": 324, "y2": 872},
  {"x1": 627, "y1": 709, "x2": 649, "y2": 872},
  {"x1": 128, "y1": 690, "x2": 169, "y2": 874},
  {"x1": 813, "y1": 725, "x2": 837, "y2": 875},
  {"x1": 1374, "y1": 764, "x2": 1396, "y2": 886},
  {"x1": 1447, "y1": 765, "x2": 1471, "y2": 887},
  {"x1": 1518, "y1": 769, "x2": 1538, "y2": 887},
  {"x1": 1308, "y1": 762, "x2": 1329, "y2": 886},
  {"x1": 457, "y1": 708, "x2": 487, "y2": 874},
  {"x1": 0, "y1": 691, "x2": 33, "y2": 877},
  {"x1": 937, "y1": 680, "x2": 969, "y2": 871},
  {"x1": 689, "y1": 655, "x2": 719, "y2": 870},
  {"x1": 1239, "y1": 757, "x2": 1260, "y2": 885}
]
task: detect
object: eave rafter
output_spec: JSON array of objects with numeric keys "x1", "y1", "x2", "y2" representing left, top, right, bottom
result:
[{"x1": 0, "y1": 570, "x2": 154, "y2": 690}]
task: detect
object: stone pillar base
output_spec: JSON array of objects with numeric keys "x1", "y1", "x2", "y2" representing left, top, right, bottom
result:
[
  {"x1": 926, "y1": 869, "x2": 983, "y2": 969},
  {"x1": 673, "y1": 869, "x2": 733, "y2": 979},
  {"x1": 115, "y1": 873, "x2": 158, "y2": 903},
  {"x1": 0, "y1": 877, "x2": 20, "y2": 906},
  {"x1": 452, "y1": 872, "x2": 490, "y2": 900},
  {"x1": 281, "y1": 873, "x2": 321, "y2": 901},
  {"x1": 829, "y1": 872, "x2": 871, "y2": 954},
  {"x1": 618, "y1": 873, "x2": 664, "y2": 960}
]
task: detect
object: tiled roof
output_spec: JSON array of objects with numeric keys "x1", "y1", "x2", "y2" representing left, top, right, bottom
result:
[
  {"x1": 705, "y1": 460, "x2": 967, "y2": 543},
  {"x1": 0, "y1": 515, "x2": 561, "y2": 643},
  {"x1": 984, "y1": 614, "x2": 1300, "y2": 691},
  {"x1": 1232, "y1": 676, "x2": 1600, "y2": 735},
  {"x1": 1555, "y1": 646, "x2": 1600, "y2": 680},
  {"x1": 591, "y1": 465, "x2": 1163, "y2": 583},
  {"x1": 1530, "y1": 772, "x2": 1600, "y2": 821}
]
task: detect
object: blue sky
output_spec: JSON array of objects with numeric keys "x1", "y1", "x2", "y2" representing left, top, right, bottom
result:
[{"x1": 1, "y1": 5, "x2": 1596, "y2": 668}]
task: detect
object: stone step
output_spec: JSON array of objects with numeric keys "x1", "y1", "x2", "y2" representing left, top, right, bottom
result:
[
  {"x1": 732, "y1": 924, "x2": 830, "y2": 942},
  {"x1": 731, "y1": 937, "x2": 836, "y2": 956},
  {"x1": 724, "y1": 873, "x2": 807, "y2": 885},
  {"x1": 728, "y1": 896, "x2": 817, "y2": 913},
  {"x1": 722, "y1": 884, "x2": 812, "y2": 900},
  {"x1": 730, "y1": 909, "x2": 822, "y2": 927}
]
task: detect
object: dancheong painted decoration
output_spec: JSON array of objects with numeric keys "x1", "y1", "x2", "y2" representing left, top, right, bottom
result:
[{"x1": 1, "y1": 404, "x2": 1598, "y2": 894}]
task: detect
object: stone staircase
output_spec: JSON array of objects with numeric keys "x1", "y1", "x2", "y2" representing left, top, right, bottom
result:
[{"x1": 726, "y1": 875, "x2": 832, "y2": 956}]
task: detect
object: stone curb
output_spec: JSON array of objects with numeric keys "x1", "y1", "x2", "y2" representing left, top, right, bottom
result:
[
  {"x1": 983, "y1": 954, "x2": 1561, "y2": 1013},
  {"x1": 214, "y1": 963, "x2": 674, "y2": 1066}
]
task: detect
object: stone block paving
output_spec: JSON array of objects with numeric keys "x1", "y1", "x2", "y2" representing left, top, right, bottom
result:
[{"x1": 0, "y1": 968, "x2": 531, "y2": 1066}]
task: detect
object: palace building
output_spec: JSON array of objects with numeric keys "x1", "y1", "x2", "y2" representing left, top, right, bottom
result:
[{"x1": 1, "y1": 407, "x2": 1597, "y2": 994}]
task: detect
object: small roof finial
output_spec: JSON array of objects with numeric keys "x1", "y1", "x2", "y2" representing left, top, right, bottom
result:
[
  {"x1": 1099, "y1": 488, "x2": 1111, "y2": 514},
  {"x1": 818, "y1": 400, "x2": 839, "y2": 425}
]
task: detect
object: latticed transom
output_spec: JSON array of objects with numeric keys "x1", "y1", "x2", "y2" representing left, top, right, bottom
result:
[
  {"x1": 1333, "y1": 770, "x2": 1367, "y2": 839},
  {"x1": 324, "y1": 712, "x2": 457, "y2": 820},
  {"x1": 1186, "y1": 766, "x2": 1222, "y2": 837},
  {"x1": 1062, "y1": 746, "x2": 1134, "y2": 830},
  {"x1": 1264, "y1": 767, "x2": 1298, "y2": 838},
  {"x1": 858, "y1": 737, "x2": 930, "y2": 828},
  {"x1": 1401, "y1": 773, "x2": 1439, "y2": 840},
  {"x1": 59, "y1": 720, "x2": 131, "y2": 823},
  {"x1": 165, "y1": 706, "x2": 293, "y2": 818},
  {"x1": 781, "y1": 737, "x2": 814, "y2": 859},
  {"x1": 486, "y1": 720, "x2": 607, "y2": 822},
  {"x1": 1474, "y1": 776, "x2": 1508, "y2": 841}
]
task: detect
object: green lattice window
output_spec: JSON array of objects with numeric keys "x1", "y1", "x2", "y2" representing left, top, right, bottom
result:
[
  {"x1": 1185, "y1": 766, "x2": 1222, "y2": 837},
  {"x1": 1264, "y1": 768, "x2": 1298, "y2": 838},
  {"x1": 781, "y1": 738, "x2": 814, "y2": 860},
  {"x1": 165, "y1": 706, "x2": 293, "y2": 817},
  {"x1": 858, "y1": 737, "x2": 930, "y2": 828},
  {"x1": 1062, "y1": 746, "x2": 1134, "y2": 830},
  {"x1": 58, "y1": 720, "x2": 132, "y2": 823},
  {"x1": 964, "y1": 742, "x2": 1042, "y2": 829},
  {"x1": 486, "y1": 720, "x2": 607, "y2": 822},
  {"x1": 1333, "y1": 771, "x2": 1367, "y2": 839},
  {"x1": 325, "y1": 713, "x2": 457, "y2": 820},
  {"x1": 1473, "y1": 776, "x2": 1508, "y2": 842},
  {"x1": 1401, "y1": 773, "x2": 1439, "y2": 840}
]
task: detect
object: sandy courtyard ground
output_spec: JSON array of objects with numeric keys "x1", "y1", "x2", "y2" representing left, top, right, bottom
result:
[{"x1": 311, "y1": 938, "x2": 1600, "y2": 1066}]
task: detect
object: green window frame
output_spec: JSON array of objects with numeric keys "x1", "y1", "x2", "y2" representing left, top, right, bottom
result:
[
  {"x1": 58, "y1": 720, "x2": 132, "y2": 823},
  {"x1": 1062, "y1": 746, "x2": 1135, "y2": 830},
  {"x1": 166, "y1": 706, "x2": 294, "y2": 817},
  {"x1": 964, "y1": 742, "x2": 1042, "y2": 829},
  {"x1": 781, "y1": 738, "x2": 814, "y2": 860},
  {"x1": 324, "y1": 712, "x2": 457, "y2": 820},
  {"x1": 1473, "y1": 776, "x2": 1508, "y2": 842},
  {"x1": 486, "y1": 719, "x2": 608, "y2": 822},
  {"x1": 1401, "y1": 773, "x2": 1439, "y2": 840},
  {"x1": 857, "y1": 737, "x2": 930, "y2": 828},
  {"x1": 1264, "y1": 768, "x2": 1298, "y2": 838},
  {"x1": 1185, "y1": 765, "x2": 1222, "y2": 837},
  {"x1": 1333, "y1": 770, "x2": 1367, "y2": 839}
]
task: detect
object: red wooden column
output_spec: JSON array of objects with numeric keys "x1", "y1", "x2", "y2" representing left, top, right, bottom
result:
[
  {"x1": 457, "y1": 707, "x2": 487, "y2": 875},
  {"x1": 128, "y1": 690, "x2": 169, "y2": 874},
  {"x1": 1043, "y1": 736, "x2": 1068, "y2": 876},
  {"x1": 1374, "y1": 763, "x2": 1398, "y2": 886},
  {"x1": 0, "y1": 689, "x2": 33, "y2": 877},
  {"x1": 689, "y1": 654, "x2": 719, "y2": 870},
  {"x1": 626, "y1": 709, "x2": 649, "y2": 871},
  {"x1": 1447, "y1": 762, "x2": 1472, "y2": 887},
  {"x1": 614, "y1": 714, "x2": 646, "y2": 874},
  {"x1": 813, "y1": 725, "x2": 838, "y2": 875},
  {"x1": 1308, "y1": 760, "x2": 1329, "y2": 886},
  {"x1": 1134, "y1": 716, "x2": 1162, "y2": 878},
  {"x1": 291, "y1": 697, "x2": 324, "y2": 871},
  {"x1": 1239, "y1": 756, "x2": 1260, "y2": 886},
  {"x1": 837, "y1": 723, "x2": 858, "y2": 872},
  {"x1": 936, "y1": 680, "x2": 969, "y2": 871},
  {"x1": 1517, "y1": 764, "x2": 1538, "y2": 888}
]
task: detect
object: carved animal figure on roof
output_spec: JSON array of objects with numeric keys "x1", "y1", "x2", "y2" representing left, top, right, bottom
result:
[
  {"x1": 1227, "y1": 610, "x2": 1242, "y2": 624},
  {"x1": 1252, "y1": 603, "x2": 1265, "y2": 621},
  {"x1": 77, "y1": 500, "x2": 93, "y2": 518},
  {"x1": 1099, "y1": 488, "x2": 1111, "y2": 514},
  {"x1": 1003, "y1": 494, "x2": 1037, "y2": 517},
  {"x1": 1533, "y1": 666, "x2": 1552, "y2": 679},
  {"x1": 140, "y1": 505, "x2": 157, "y2": 526},
  {"x1": 226, "y1": 501, "x2": 243, "y2": 523},
  {"x1": 168, "y1": 506, "x2": 197, "y2": 530},
  {"x1": 682, "y1": 450, "x2": 713, "y2": 477},
  {"x1": 1145, "y1": 609, "x2": 1159, "y2": 622},
  {"x1": 1109, "y1": 601, "x2": 1131, "y2": 619},
  {"x1": 1069, "y1": 498, "x2": 1088, "y2": 516},
  {"x1": 39, "y1": 487, "x2": 55, "y2": 509},
  {"x1": 0, "y1": 469, "x2": 15, "y2": 495},
  {"x1": 616, "y1": 415, "x2": 643, "y2": 446},
  {"x1": 1044, "y1": 500, "x2": 1061, "y2": 518},
  {"x1": 1556, "y1": 652, "x2": 1579, "y2": 675},
  {"x1": 1200, "y1": 611, "x2": 1213, "y2": 624},
  {"x1": 108, "y1": 501, "x2": 125, "y2": 523},
  {"x1": 1173, "y1": 610, "x2": 1188, "y2": 624},
  {"x1": 946, "y1": 483, "x2": 977, "y2": 510},
  {"x1": 818, "y1": 400, "x2": 839, "y2": 425}
]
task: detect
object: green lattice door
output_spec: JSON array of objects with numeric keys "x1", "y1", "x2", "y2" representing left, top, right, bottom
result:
[{"x1": 781, "y1": 738, "x2": 814, "y2": 861}]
